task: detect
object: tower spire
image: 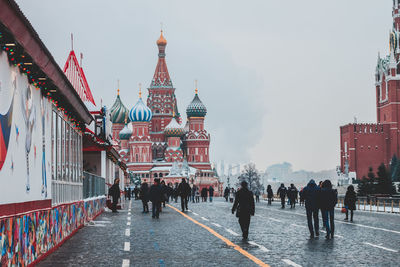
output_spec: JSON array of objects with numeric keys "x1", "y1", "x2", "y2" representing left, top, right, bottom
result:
[
  {"x1": 139, "y1": 83, "x2": 142, "y2": 98},
  {"x1": 117, "y1": 79, "x2": 120, "y2": 95},
  {"x1": 195, "y1": 79, "x2": 198, "y2": 95}
]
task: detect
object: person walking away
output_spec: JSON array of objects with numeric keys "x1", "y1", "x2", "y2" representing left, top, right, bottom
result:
[
  {"x1": 277, "y1": 184, "x2": 287, "y2": 209},
  {"x1": 229, "y1": 188, "x2": 235, "y2": 203},
  {"x1": 288, "y1": 184, "x2": 298, "y2": 209},
  {"x1": 224, "y1": 187, "x2": 230, "y2": 202},
  {"x1": 302, "y1": 179, "x2": 321, "y2": 238},
  {"x1": 201, "y1": 187, "x2": 208, "y2": 202},
  {"x1": 133, "y1": 186, "x2": 139, "y2": 200},
  {"x1": 149, "y1": 179, "x2": 162, "y2": 219},
  {"x1": 140, "y1": 182, "x2": 149, "y2": 213},
  {"x1": 127, "y1": 187, "x2": 132, "y2": 201},
  {"x1": 299, "y1": 188, "x2": 305, "y2": 206},
  {"x1": 209, "y1": 186, "x2": 214, "y2": 202},
  {"x1": 160, "y1": 180, "x2": 168, "y2": 209},
  {"x1": 320, "y1": 180, "x2": 337, "y2": 239},
  {"x1": 232, "y1": 181, "x2": 255, "y2": 240},
  {"x1": 108, "y1": 179, "x2": 121, "y2": 213},
  {"x1": 267, "y1": 185, "x2": 273, "y2": 205},
  {"x1": 178, "y1": 178, "x2": 191, "y2": 212},
  {"x1": 195, "y1": 187, "x2": 200, "y2": 203},
  {"x1": 344, "y1": 185, "x2": 356, "y2": 222},
  {"x1": 191, "y1": 186, "x2": 196, "y2": 203},
  {"x1": 255, "y1": 190, "x2": 260, "y2": 203}
]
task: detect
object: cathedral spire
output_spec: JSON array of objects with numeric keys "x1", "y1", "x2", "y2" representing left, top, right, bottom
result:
[{"x1": 151, "y1": 30, "x2": 172, "y2": 88}]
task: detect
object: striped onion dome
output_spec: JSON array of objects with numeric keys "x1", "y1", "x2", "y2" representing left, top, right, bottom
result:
[
  {"x1": 129, "y1": 98, "x2": 152, "y2": 122},
  {"x1": 186, "y1": 93, "x2": 207, "y2": 118},
  {"x1": 164, "y1": 117, "x2": 184, "y2": 137},
  {"x1": 110, "y1": 95, "x2": 130, "y2": 123},
  {"x1": 119, "y1": 124, "x2": 132, "y2": 140}
]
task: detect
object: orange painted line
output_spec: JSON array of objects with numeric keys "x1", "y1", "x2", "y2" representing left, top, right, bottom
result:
[{"x1": 167, "y1": 204, "x2": 270, "y2": 267}]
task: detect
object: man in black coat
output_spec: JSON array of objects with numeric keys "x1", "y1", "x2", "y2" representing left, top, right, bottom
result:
[
  {"x1": 277, "y1": 183, "x2": 287, "y2": 209},
  {"x1": 108, "y1": 178, "x2": 121, "y2": 212},
  {"x1": 149, "y1": 178, "x2": 163, "y2": 218},
  {"x1": 232, "y1": 181, "x2": 255, "y2": 240},
  {"x1": 302, "y1": 179, "x2": 321, "y2": 238},
  {"x1": 177, "y1": 178, "x2": 191, "y2": 212},
  {"x1": 209, "y1": 186, "x2": 214, "y2": 202}
]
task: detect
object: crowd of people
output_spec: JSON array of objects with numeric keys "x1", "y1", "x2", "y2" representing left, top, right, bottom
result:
[
  {"x1": 110, "y1": 178, "x2": 217, "y2": 219},
  {"x1": 108, "y1": 177, "x2": 357, "y2": 241}
]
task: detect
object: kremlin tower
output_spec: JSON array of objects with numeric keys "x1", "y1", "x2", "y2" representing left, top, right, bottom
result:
[
  {"x1": 339, "y1": 1, "x2": 400, "y2": 180},
  {"x1": 110, "y1": 31, "x2": 221, "y2": 193}
]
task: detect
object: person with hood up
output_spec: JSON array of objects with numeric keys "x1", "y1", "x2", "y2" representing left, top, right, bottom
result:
[
  {"x1": 277, "y1": 184, "x2": 287, "y2": 209},
  {"x1": 108, "y1": 178, "x2": 121, "y2": 213},
  {"x1": 232, "y1": 181, "x2": 255, "y2": 240},
  {"x1": 344, "y1": 185, "x2": 357, "y2": 222},
  {"x1": 149, "y1": 178, "x2": 163, "y2": 219},
  {"x1": 302, "y1": 179, "x2": 321, "y2": 238},
  {"x1": 320, "y1": 180, "x2": 337, "y2": 239},
  {"x1": 209, "y1": 186, "x2": 214, "y2": 202}
]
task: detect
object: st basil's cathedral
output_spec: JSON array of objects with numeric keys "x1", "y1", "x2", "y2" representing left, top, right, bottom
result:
[{"x1": 109, "y1": 31, "x2": 222, "y2": 194}]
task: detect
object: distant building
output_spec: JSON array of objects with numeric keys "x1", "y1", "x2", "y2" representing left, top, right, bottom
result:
[
  {"x1": 110, "y1": 31, "x2": 222, "y2": 193},
  {"x1": 340, "y1": 1, "x2": 400, "y2": 179}
]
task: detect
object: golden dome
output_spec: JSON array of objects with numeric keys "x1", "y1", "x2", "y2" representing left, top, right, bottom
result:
[{"x1": 157, "y1": 30, "x2": 167, "y2": 46}]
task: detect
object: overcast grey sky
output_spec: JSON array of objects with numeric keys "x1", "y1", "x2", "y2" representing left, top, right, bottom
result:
[{"x1": 15, "y1": 0, "x2": 393, "y2": 172}]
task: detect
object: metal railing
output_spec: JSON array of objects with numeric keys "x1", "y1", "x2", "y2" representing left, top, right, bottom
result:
[
  {"x1": 52, "y1": 180, "x2": 83, "y2": 206},
  {"x1": 83, "y1": 172, "x2": 106, "y2": 199},
  {"x1": 337, "y1": 196, "x2": 400, "y2": 213}
]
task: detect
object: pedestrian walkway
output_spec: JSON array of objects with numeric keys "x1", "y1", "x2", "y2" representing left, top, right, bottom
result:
[{"x1": 37, "y1": 198, "x2": 400, "y2": 267}]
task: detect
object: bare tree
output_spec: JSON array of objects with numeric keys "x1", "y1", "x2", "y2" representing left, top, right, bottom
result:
[{"x1": 237, "y1": 163, "x2": 264, "y2": 193}]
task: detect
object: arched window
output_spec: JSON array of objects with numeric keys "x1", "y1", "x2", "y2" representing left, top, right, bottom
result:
[{"x1": 155, "y1": 173, "x2": 158, "y2": 178}]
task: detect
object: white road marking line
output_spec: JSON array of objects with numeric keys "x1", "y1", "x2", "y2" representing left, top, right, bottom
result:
[
  {"x1": 269, "y1": 218, "x2": 283, "y2": 223},
  {"x1": 225, "y1": 228, "x2": 240, "y2": 236},
  {"x1": 320, "y1": 230, "x2": 343, "y2": 238},
  {"x1": 127, "y1": 222, "x2": 131, "y2": 226},
  {"x1": 128, "y1": 212, "x2": 131, "y2": 215},
  {"x1": 93, "y1": 221, "x2": 111, "y2": 224},
  {"x1": 124, "y1": 242, "x2": 130, "y2": 251},
  {"x1": 201, "y1": 217, "x2": 209, "y2": 221},
  {"x1": 363, "y1": 242, "x2": 398, "y2": 252},
  {"x1": 122, "y1": 259, "x2": 130, "y2": 267},
  {"x1": 261, "y1": 206, "x2": 400, "y2": 235},
  {"x1": 282, "y1": 258, "x2": 302, "y2": 267},
  {"x1": 192, "y1": 212, "x2": 199, "y2": 216},
  {"x1": 125, "y1": 229, "x2": 130, "y2": 237},
  {"x1": 127, "y1": 217, "x2": 131, "y2": 221},
  {"x1": 211, "y1": 223, "x2": 222, "y2": 228},
  {"x1": 248, "y1": 241, "x2": 269, "y2": 252}
]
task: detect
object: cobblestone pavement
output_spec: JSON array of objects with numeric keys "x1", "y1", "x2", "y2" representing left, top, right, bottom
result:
[{"x1": 38, "y1": 198, "x2": 400, "y2": 267}]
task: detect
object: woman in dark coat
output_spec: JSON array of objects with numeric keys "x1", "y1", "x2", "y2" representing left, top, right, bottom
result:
[
  {"x1": 344, "y1": 185, "x2": 357, "y2": 222},
  {"x1": 267, "y1": 185, "x2": 274, "y2": 205}
]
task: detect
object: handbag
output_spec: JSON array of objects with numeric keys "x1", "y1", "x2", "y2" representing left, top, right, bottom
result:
[{"x1": 341, "y1": 207, "x2": 347, "y2": 213}]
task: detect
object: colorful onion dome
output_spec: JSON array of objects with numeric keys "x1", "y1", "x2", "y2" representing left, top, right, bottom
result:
[
  {"x1": 110, "y1": 93, "x2": 130, "y2": 123},
  {"x1": 157, "y1": 30, "x2": 167, "y2": 46},
  {"x1": 129, "y1": 98, "x2": 153, "y2": 122},
  {"x1": 186, "y1": 91, "x2": 207, "y2": 118},
  {"x1": 119, "y1": 123, "x2": 132, "y2": 140},
  {"x1": 164, "y1": 117, "x2": 184, "y2": 137}
]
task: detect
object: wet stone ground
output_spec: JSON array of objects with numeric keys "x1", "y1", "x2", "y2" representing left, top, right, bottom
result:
[{"x1": 38, "y1": 198, "x2": 400, "y2": 267}]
